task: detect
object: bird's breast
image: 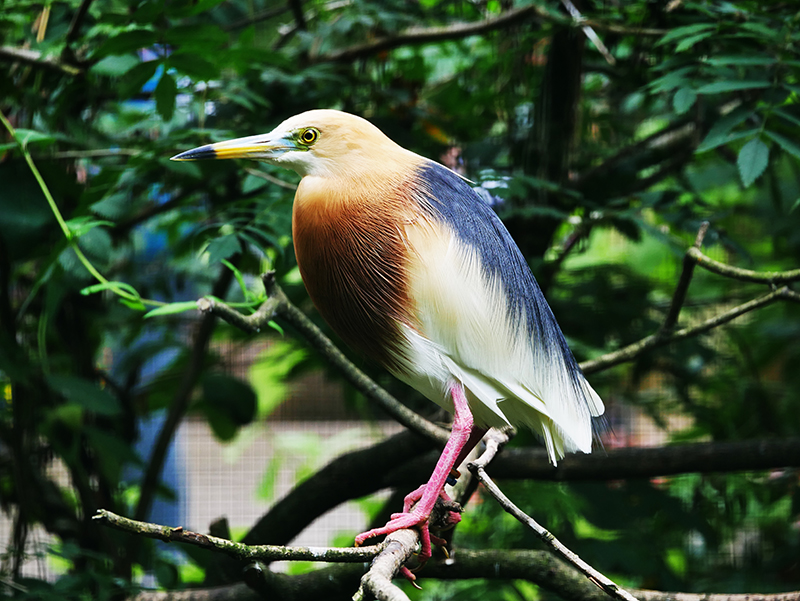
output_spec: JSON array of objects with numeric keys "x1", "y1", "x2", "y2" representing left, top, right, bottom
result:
[{"x1": 292, "y1": 175, "x2": 420, "y2": 371}]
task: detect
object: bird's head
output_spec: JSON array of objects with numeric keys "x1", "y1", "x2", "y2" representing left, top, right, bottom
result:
[{"x1": 171, "y1": 109, "x2": 412, "y2": 179}]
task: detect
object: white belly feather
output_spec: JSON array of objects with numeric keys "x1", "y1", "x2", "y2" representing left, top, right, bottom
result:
[{"x1": 391, "y1": 217, "x2": 603, "y2": 465}]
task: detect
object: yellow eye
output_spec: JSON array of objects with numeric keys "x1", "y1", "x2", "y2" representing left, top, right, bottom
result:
[{"x1": 300, "y1": 128, "x2": 319, "y2": 145}]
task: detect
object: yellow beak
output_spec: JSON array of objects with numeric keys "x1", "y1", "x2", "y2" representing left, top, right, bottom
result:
[{"x1": 170, "y1": 132, "x2": 296, "y2": 162}]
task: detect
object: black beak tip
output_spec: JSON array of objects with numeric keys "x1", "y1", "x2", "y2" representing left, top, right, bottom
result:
[{"x1": 170, "y1": 144, "x2": 217, "y2": 161}]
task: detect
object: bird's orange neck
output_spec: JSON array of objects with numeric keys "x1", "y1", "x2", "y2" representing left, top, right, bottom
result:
[{"x1": 291, "y1": 171, "x2": 421, "y2": 372}]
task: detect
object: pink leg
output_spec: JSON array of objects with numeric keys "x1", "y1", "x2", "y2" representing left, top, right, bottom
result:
[{"x1": 354, "y1": 381, "x2": 477, "y2": 562}]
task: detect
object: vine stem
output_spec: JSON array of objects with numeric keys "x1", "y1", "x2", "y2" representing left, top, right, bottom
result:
[{"x1": 0, "y1": 109, "x2": 158, "y2": 307}]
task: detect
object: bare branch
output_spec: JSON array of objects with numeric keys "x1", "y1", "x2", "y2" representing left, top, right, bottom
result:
[
  {"x1": 660, "y1": 221, "x2": 709, "y2": 333},
  {"x1": 0, "y1": 45, "x2": 82, "y2": 75},
  {"x1": 580, "y1": 286, "x2": 792, "y2": 375},
  {"x1": 469, "y1": 431, "x2": 640, "y2": 601},
  {"x1": 355, "y1": 530, "x2": 418, "y2": 601},
  {"x1": 66, "y1": 0, "x2": 95, "y2": 45},
  {"x1": 93, "y1": 509, "x2": 380, "y2": 563},
  {"x1": 126, "y1": 555, "x2": 800, "y2": 601},
  {"x1": 135, "y1": 266, "x2": 234, "y2": 523},
  {"x1": 487, "y1": 437, "x2": 800, "y2": 482},
  {"x1": 198, "y1": 272, "x2": 449, "y2": 446},
  {"x1": 687, "y1": 246, "x2": 800, "y2": 284},
  {"x1": 318, "y1": 5, "x2": 665, "y2": 63}
]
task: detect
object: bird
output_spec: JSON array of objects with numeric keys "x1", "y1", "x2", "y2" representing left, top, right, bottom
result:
[{"x1": 172, "y1": 109, "x2": 604, "y2": 565}]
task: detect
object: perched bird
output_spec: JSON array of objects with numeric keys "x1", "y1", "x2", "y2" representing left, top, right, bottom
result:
[{"x1": 172, "y1": 109, "x2": 604, "y2": 562}]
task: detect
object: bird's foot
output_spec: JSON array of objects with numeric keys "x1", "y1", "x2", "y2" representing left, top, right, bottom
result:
[{"x1": 354, "y1": 496, "x2": 463, "y2": 567}]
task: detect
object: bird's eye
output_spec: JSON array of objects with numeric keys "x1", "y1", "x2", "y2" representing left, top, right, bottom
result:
[{"x1": 299, "y1": 128, "x2": 319, "y2": 145}]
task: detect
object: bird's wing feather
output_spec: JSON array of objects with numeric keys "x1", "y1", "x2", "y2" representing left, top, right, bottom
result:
[{"x1": 395, "y1": 161, "x2": 603, "y2": 462}]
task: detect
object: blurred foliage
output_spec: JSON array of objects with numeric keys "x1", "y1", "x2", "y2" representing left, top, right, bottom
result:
[{"x1": 1, "y1": 0, "x2": 800, "y2": 599}]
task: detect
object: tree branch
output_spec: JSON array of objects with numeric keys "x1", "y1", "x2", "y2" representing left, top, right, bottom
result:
[
  {"x1": 354, "y1": 530, "x2": 419, "y2": 601},
  {"x1": 660, "y1": 221, "x2": 709, "y2": 333},
  {"x1": 126, "y1": 555, "x2": 800, "y2": 601},
  {"x1": 0, "y1": 45, "x2": 82, "y2": 75},
  {"x1": 317, "y1": 5, "x2": 665, "y2": 63},
  {"x1": 197, "y1": 272, "x2": 449, "y2": 446},
  {"x1": 687, "y1": 246, "x2": 800, "y2": 284},
  {"x1": 469, "y1": 430, "x2": 640, "y2": 601},
  {"x1": 93, "y1": 509, "x2": 380, "y2": 563},
  {"x1": 65, "y1": 0, "x2": 95, "y2": 45},
  {"x1": 134, "y1": 266, "x2": 233, "y2": 523},
  {"x1": 580, "y1": 286, "x2": 794, "y2": 375},
  {"x1": 486, "y1": 437, "x2": 800, "y2": 482}
]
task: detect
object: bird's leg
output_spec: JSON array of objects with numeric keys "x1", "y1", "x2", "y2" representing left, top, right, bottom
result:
[{"x1": 354, "y1": 381, "x2": 476, "y2": 563}]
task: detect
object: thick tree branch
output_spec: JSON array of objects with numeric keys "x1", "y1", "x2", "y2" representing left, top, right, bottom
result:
[
  {"x1": 197, "y1": 272, "x2": 449, "y2": 446},
  {"x1": 354, "y1": 530, "x2": 419, "y2": 601},
  {"x1": 127, "y1": 559, "x2": 800, "y2": 601},
  {"x1": 470, "y1": 430, "x2": 639, "y2": 601},
  {"x1": 487, "y1": 437, "x2": 800, "y2": 482}
]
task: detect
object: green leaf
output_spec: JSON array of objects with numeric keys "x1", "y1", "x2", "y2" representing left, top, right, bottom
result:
[
  {"x1": 673, "y1": 88, "x2": 697, "y2": 115},
  {"x1": 656, "y1": 23, "x2": 715, "y2": 47},
  {"x1": 47, "y1": 374, "x2": 122, "y2": 417},
  {"x1": 164, "y1": 24, "x2": 229, "y2": 48},
  {"x1": 168, "y1": 52, "x2": 218, "y2": 81},
  {"x1": 242, "y1": 172, "x2": 267, "y2": 194},
  {"x1": 648, "y1": 67, "x2": 693, "y2": 93},
  {"x1": 155, "y1": 72, "x2": 177, "y2": 121},
  {"x1": 221, "y1": 259, "x2": 249, "y2": 299},
  {"x1": 704, "y1": 55, "x2": 776, "y2": 67},
  {"x1": 675, "y1": 31, "x2": 714, "y2": 52},
  {"x1": 739, "y1": 21, "x2": 780, "y2": 40},
  {"x1": 90, "y1": 54, "x2": 139, "y2": 76},
  {"x1": 206, "y1": 234, "x2": 241, "y2": 263},
  {"x1": 696, "y1": 105, "x2": 755, "y2": 153},
  {"x1": 119, "y1": 61, "x2": 160, "y2": 98},
  {"x1": 202, "y1": 374, "x2": 257, "y2": 425},
  {"x1": 764, "y1": 130, "x2": 800, "y2": 161},
  {"x1": 65, "y1": 216, "x2": 114, "y2": 238},
  {"x1": 789, "y1": 198, "x2": 800, "y2": 213},
  {"x1": 14, "y1": 129, "x2": 55, "y2": 148},
  {"x1": 737, "y1": 137, "x2": 769, "y2": 187},
  {"x1": 81, "y1": 280, "x2": 141, "y2": 299},
  {"x1": 773, "y1": 107, "x2": 800, "y2": 128},
  {"x1": 144, "y1": 301, "x2": 198, "y2": 318},
  {"x1": 93, "y1": 29, "x2": 157, "y2": 59},
  {"x1": 696, "y1": 81, "x2": 771, "y2": 94},
  {"x1": 697, "y1": 128, "x2": 759, "y2": 154}
]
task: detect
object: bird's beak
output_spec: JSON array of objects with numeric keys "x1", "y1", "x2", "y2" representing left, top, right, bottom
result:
[{"x1": 170, "y1": 132, "x2": 295, "y2": 162}]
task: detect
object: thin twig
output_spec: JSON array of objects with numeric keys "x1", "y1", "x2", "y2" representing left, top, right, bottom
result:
[
  {"x1": 469, "y1": 430, "x2": 640, "y2": 601},
  {"x1": 659, "y1": 221, "x2": 709, "y2": 334},
  {"x1": 318, "y1": 5, "x2": 664, "y2": 62},
  {"x1": 244, "y1": 166, "x2": 298, "y2": 190},
  {"x1": 687, "y1": 246, "x2": 800, "y2": 284},
  {"x1": 560, "y1": 0, "x2": 616, "y2": 65},
  {"x1": 581, "y1": 286, "x2": 791, "y2": 374},
  {"x1": 93, "y1": 509, "x2": 380, "y2": 563},
  {"x1": 197, "y1": 272, "x2": 449, "y2": 446},
  {"x1": 134, "y1": 266, "x2": 234, "y2": 523},
  {"x1": 66, "y1": 0, "x2": 95, "y2": 45}
]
